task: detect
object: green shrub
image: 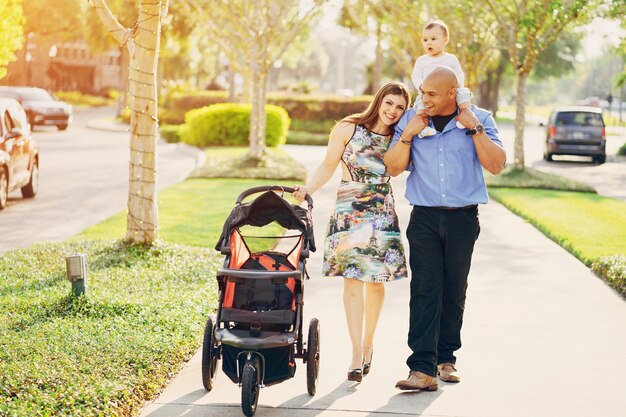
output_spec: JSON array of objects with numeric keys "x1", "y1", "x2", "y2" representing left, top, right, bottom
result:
[
  {"x1": 184, "y1": 103, "x2": 290, "y2": 147},
  {"x1": 159, "y1": 124, "x2": 186, "y2": 143},
  {"x1": 286, "y1": 130, "x2": 328, "y2": 146},
  {"x1": 618, "y1": 141, "x2": 626, "y2": 156},
  {"x1": 290, "y1": 119, "x2": 337, "y2": 133},
  {"x1": 54, "y1": 91, "x2": 113, "y2": 107},
  {"x1": 592, "y1": 255, "x2": 626, "y2": 297},
  {"x1": 157, "y1": 92, "x2": 372, "y2": 130},
  {"x1": 267, "y1": 94, "x2": 371, "y2": 121},
  {"x1": 169, "y1": 90, "x2": 229, "y2": 111}
]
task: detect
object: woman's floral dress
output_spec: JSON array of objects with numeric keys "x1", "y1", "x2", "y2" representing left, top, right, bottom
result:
[{"x1": 322, "y1": 124, "x2": 407, "y2": 282}]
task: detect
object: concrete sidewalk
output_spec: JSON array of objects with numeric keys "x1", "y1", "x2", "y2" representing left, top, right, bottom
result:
[{"x1": 138, "y1": 145, "x2": 626, "y2": 417}]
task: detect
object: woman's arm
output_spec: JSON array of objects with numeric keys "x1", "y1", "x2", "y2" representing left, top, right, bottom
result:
[{"x1": 292, "y1": 121, "x2": 354, "y2": 201}]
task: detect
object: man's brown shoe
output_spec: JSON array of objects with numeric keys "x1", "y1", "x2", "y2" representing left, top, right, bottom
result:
[
  {"x1": 395, "y1": 371, "x2": 438, "y2": 391},
  {"x1": 437, "y1": 363, "x2": 460, "y2": 383}
]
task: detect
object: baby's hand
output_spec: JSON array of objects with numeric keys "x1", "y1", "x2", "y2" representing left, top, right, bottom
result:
[
  {"x1": 404, "y1": 113, "x2": 429, "y2": 138},
  {"x1": 455, "y1": 108, "x2": 478, "y2": 130}
]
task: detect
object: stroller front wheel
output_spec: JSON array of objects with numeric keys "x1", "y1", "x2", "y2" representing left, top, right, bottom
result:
[
  {"x1": 306, "y1": 318, "x2": 320, "y2": 396},
  {"x1": 241, "y1": 363, "x2": 260, "y2": 417},
  {"x1": 201, "y1": 316, "x2": 219, "y2": 391}
]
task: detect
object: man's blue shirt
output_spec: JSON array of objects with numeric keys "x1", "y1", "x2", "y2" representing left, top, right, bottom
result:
[{"x1": 391, "y1": 105, "x2": 503, "y2": 207}]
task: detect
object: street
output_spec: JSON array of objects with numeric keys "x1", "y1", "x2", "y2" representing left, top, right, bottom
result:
[{"x1": 0, "y1": 107, "x2": 203, "y2": 253}]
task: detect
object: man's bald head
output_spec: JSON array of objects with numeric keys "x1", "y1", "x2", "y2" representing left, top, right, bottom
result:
[
  {"x1": 420, "y1": 66, "x2": 459, "y2": 116},
  {"x1": 424, "y1": 66, "x2": 459, "y2": 89}
]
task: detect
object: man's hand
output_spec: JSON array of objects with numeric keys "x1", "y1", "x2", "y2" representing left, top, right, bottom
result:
[
  {"x1": 455, "y1": 108, "x2": 480, "y2": 130},
  {"x1": 403, "y1": 113, "x2": 429, "y2": 139}
]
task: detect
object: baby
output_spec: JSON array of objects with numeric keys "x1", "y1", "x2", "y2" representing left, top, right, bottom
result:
[{"x1": 411, "y1": 20, "x2": 472, "y2": 137}]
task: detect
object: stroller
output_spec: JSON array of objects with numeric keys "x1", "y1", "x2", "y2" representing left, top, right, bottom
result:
[{"x1": 202, "y1": 185, "x2": 320, "y2": 417}]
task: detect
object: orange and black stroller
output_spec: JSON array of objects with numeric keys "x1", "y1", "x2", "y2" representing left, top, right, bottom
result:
[{"x1": 201, "y1": 185, "x2": 320, "y2": 417}]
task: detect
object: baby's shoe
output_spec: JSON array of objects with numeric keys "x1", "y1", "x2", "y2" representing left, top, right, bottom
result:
[{"x1": 418, "y1": 126, "x2": 437, "y2": 138}]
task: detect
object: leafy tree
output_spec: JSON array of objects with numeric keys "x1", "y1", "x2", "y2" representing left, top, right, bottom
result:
[
  {"x1": 606, "y1": 0, "x2": 626, "y2": 87},
  {"x1": 339, "y1": 0, "x2": 396, "y2": 93},
  {"x1": 89, "y1": 0, "x2": 169, "y2": 244},
  {"x1": 22, "y1": 0, "x2": 83, "y2": 42},
  {"x1": 479, "y1": 0, "x2": 600, "y2": 169},
  {"x1": 0, "y1": 0, "x2": 24, "y2": 80},
  {"x1": 185, "y1": 0, "x2": 325, "y2": 161}
]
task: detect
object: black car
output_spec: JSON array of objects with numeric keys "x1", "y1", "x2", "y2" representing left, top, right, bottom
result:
[
  {"x1": 0, "y1": 98, "x2": 39, "y2": 209},
  {"x1": 0, "y1": 86, "x2": 72, "y2": 131},
  {"x1": 543, "y1": 106, "x2": 606, "y2": 164}
]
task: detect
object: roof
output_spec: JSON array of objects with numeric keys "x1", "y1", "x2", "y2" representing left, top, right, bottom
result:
[{"x1": 550, "y1": 106, "x2": 603, "y2": 114}]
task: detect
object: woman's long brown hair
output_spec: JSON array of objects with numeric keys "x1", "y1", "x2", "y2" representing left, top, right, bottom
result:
[{"x1": 342, "y1": 81, "x2": 411, "y2": 132}]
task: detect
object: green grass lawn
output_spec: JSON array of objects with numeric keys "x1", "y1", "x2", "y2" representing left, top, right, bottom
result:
[
  {"x1": 0, "y1": 240, "x2": 219, "y2": 417},
  {"x1": 190, "y1": 147, "x2": 306, "y2": 181},
  {"x1": 489, "y1": 188, "x2": 626, "y2": 265}
]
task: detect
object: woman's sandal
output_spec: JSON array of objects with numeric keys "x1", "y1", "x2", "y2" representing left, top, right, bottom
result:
[
  {"x1": 347, "y1": 368, "x2": 363, "y2": 382},
  {"x1": 363, "y1": 349, "x2": 373, "y2": 376}
]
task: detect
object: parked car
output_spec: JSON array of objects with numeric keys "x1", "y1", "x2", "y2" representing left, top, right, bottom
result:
[
  {"x1": 0, "y1": 86, "x2": 72, "y2": 131},
  {"x1": 0, "y1": 98, "x2": 39, "y2": 209},
  {"x1": 543, "y1": 106, "x2": 606, "y2": 164}
]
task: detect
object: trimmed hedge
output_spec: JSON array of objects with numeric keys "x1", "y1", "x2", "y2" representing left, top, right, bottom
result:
[
  {"x1": 156, "y1": 93, "x2": 372, "y2": 128},
  {"x1": 618, "y1": 141, "x2": 626, "y2": 156},
  {"x1": 184, "y1": 103, "x2": 290, "y2": 147},
  {"x1": 159, "y1": 124, "x2": 186, "y2": 143}
]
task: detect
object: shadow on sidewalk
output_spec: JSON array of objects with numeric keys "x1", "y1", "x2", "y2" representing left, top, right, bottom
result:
[
  {"x1": 275, "y1": 380, "x2": 358, "y2": 414},
  {"x1": 364, "y1": 390, "x2": 442, "y2": 416}
]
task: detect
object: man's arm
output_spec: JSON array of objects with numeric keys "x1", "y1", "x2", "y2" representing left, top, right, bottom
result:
[
  {"x1": 457, "y1": 110, "x2": 506, "y2": 175},
  {"x1": 384, "y1": 110, "x2": 428, "y2": 176}
]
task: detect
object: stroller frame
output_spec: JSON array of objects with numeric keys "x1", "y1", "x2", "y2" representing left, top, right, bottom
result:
[{"x1": 201, "y1": 186, "x2": 320, "y2": 417}]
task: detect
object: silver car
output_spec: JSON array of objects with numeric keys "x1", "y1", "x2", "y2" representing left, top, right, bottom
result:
[{"x1": 543, "y1": 106, "x2": 606, "y2": 164}]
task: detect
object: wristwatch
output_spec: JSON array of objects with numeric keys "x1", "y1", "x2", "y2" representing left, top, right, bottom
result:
[{"x1": 467, "y1": 123, "x2": 484, "y2": 136}]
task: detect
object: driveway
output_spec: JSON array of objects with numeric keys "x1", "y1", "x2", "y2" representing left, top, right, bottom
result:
[{"x1": 0, "y1": 106, "x2": 203, "y2": 253}]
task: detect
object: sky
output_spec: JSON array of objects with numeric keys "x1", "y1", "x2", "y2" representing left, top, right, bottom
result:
[{"x1": 580, "y1": 18, "x2": 625, "y2": 60}]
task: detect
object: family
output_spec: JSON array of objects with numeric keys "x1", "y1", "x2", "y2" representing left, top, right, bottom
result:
[{"x1": 292, "y1": 19, "x2": 506, "y2": 390}]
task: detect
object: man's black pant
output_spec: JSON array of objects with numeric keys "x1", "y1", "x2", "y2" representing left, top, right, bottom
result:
[{"x1": 405, "y1": 205, "x2": 480, "y2": 377}]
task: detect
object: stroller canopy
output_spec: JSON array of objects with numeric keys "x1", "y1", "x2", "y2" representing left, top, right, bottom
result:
[{"x1": 216, "y1": 190, "x2": 316, "y2": 253}]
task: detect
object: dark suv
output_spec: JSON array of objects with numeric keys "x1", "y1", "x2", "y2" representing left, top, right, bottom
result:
[
  {"x1": 0, "y1": 98, "x2": 39, "y2": 209},
  {"x1": 0, "y1": 86, "x2": 72, "y2": 131},
  {"x1": 543, "y1": 106, "x2": 606, "y2": 164}
]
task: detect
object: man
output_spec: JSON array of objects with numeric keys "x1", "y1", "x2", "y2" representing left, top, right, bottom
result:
[{"x1": 384, "y1": 67, "x2": 506, "y2": 391}]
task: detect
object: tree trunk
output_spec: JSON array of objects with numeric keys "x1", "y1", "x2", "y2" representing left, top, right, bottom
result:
[
  {"x1": 116, "y1": 45, "x2": 129, "y2": 117},
  {"x1": 513, "y1": 70, "x2": 528, "y2": 169},
  {"x1": 90, "y1": 0, "x2": 167, "y2": 244},
  {"x1": 228, "y1": 62, "x2": 236, "y2": 102},
  {"x1": 248, "y1": 70, "x2": 268, "y2": 160},
  {"x1": 124, "y1": 2, "x2": 164, "y2": 243}
]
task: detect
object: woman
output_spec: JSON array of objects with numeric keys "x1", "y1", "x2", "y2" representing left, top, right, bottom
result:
[{"x1": 293, "y1": 81, "x2": 410, "y2": 382}]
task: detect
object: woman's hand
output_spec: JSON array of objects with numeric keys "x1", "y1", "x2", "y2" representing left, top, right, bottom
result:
[{"x1": 292, "y1": 185, "x2": 309, "y2": 202}]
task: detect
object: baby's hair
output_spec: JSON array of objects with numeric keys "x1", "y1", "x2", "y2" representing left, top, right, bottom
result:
[{"x1": 424, "y1": 19, "x2": 449, "y2": 40}]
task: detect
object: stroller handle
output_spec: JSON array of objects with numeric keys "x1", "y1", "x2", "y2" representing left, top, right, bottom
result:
[{"x1": 236, "y1": 185, "x2": 313, "y2": 209}]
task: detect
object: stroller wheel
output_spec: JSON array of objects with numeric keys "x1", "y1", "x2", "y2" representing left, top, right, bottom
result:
[
  {"x1": 201, "y1": 316, "x2": 219, "y2": 391},
  {"x1": 306, "y1": 318, "x2": 320, "y2": 396},
  {"x1": 241, "y1": 363, "x2": 260, "y2": 417}
]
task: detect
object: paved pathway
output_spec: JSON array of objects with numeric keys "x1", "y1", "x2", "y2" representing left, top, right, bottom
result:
[{"x1": 138, "y1": 145, "x2": 626, "y2": 417}]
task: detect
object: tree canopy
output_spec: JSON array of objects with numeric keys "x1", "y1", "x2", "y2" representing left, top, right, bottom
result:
[{"x1": 0, "y1": 0, "x2": 24, "y2": 79}]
